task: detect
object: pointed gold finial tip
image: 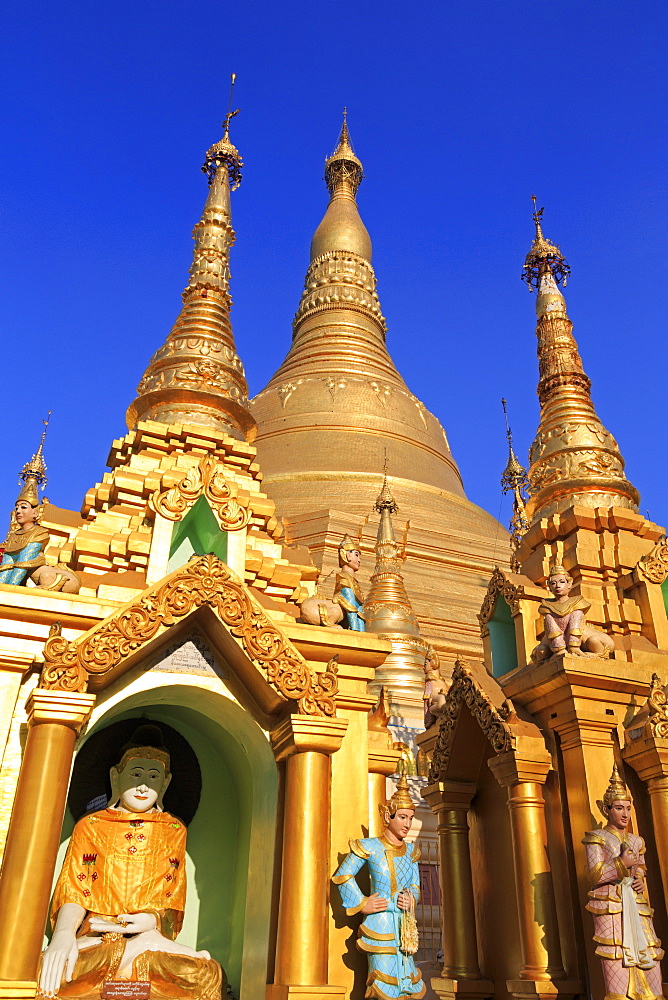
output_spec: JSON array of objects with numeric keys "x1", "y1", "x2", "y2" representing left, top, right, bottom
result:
[
  {"x1": 324, "y1": 108, "x2": 363, "y2": 196},
  {"x1": 521, "y1": 198, "x2": 570, "y2": 292},
  {"x1": 374, "y1": 458, "x2": 398, "y2": 514}
]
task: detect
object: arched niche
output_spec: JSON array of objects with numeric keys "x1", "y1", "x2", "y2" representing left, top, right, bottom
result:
[
  {"x1": 488, "y1": 596, "x2": 518, "y2": 678},
  {"x1": 51, "y1": 677, "x2": 278, "y2": 1000}
]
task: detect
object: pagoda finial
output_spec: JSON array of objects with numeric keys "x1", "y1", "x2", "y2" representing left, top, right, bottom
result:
[
  {"x1": 522, "y1": 197, "x2": 571, "y2": 292},
  {"x1": 375, "y1": 452, "x2": 398, "y2": 514},
  {"x1": 500, "y1": 399, "x2": 529, "y2": 568},
  {"x1": 202, "y1": 73, "x2": 243, "y2": 190},
  {"x1": 324, "y1": 108, "x2": 364, "y2": 197}
]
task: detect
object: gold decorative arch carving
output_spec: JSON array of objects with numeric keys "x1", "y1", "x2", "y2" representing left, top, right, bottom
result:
[
  {"x1": 635, "y1": 536, "x2": 668, "y2": 586},
  {"x1": 40, "y1": 554, "x2": 338, "y2": 716},
  {"x1": 428, "y1": 659, "x2": 515, "y2": 782},
  {"x1": 477, "y1": 567, "x2": 525, "y2": 638},
  {"x1": 149, "y1": 454, "x2": 251, "y2": 530}
]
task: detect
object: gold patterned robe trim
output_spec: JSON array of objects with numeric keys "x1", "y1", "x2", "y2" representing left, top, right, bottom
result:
[
  {"x1": 346, "y1": 897, "x2": 369, "y2": 916},
  {"x1": 360, "y1": 924, "x2": 395, "y2": 941},
  {"x1": 350, "y1": 838, "x2": 371, "y2": 859}
]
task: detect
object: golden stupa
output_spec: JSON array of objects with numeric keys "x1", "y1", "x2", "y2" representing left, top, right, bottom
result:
[
  {"x1": 251, "y1": 115, "x2": 505, "y2": 680},
  {"x1": 0, "y1": 112, "x2": 667, "y2": 1000}
]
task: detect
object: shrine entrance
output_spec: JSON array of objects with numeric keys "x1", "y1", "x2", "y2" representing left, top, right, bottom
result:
[{"x1": 54, "y1": 678, "x2": 278, "y2": 1000}]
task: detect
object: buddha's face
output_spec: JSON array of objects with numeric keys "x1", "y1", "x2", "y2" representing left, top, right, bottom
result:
[
  {"x1": 112, "y1": 757, "x2": 170, "y2": 813},
  {"x1": 14, "y1": 501, "x2": 38, "y2": 528},
  {"x1": 605, "y1": 798, "x2": 631, "y2": 831},
  {"x1": 385, "y1": 808, "x2": 414, "y2": 841},
  {"x1": 548, "y1": 573, "x2": 572, "y2": 599}
]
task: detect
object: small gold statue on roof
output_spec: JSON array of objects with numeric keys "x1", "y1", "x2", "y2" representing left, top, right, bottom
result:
[{"x1": 0, "y1": 416, "x2": 80, "y2": 594}]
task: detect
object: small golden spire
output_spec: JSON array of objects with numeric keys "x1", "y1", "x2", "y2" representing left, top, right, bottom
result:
[
  {"x1": 375, "y1": 453, "x2": 398, "y2": 515},
  {"x1": 127, "y1": 91, "x2": 255, "y2": 441},
  {"x1": 500, "y1": 399, "x2": 529, "y2": 567},
  {"x1": 521, "y1": 197, "x2": 571, "y2": 292},
  {"x1": 522, "y1": 208, "x2": 639, "y2": 519}
]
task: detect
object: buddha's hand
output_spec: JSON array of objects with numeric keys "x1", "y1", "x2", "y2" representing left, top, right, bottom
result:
[
  {"x1": 361, "y1": 893, "x2": 388, "y2": 914},
  {"x1": 620, "y1": 847, "x2": 638, "y2": 869},
  {"x1": 39, "y1": 928, "x2": 79, "y2": 997},
  {"x1": 397, "y1": 891, "x2": 413, "y2": 911},
  {"x1": 89, "y1": 913, "x2": 158, "y2": 935}
]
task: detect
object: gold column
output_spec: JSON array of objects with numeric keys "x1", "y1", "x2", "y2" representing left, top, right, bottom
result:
[
  {"x1": 623, "y1": 735, "x2": 668, "y2": 907},
  {"x1": 489, "y1": 750, "x2": 572, "y2": 997},
  {"x1": 423, "y1": 780, "x2": 493, "y2": 1000},
  {"x1": 0, "y1": 688, "x2": 95, "y2": 986},
  {"x1": 269, "y1": 715, "x2": 348, "y2": 1000}
]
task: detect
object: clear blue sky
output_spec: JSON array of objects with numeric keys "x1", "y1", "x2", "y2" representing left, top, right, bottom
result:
[{"x1": 1, "y1": 1, "x2": 666, "y2": 535}]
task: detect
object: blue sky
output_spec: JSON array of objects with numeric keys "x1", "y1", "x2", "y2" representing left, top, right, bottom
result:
[{"x1": 1, "y1": 1, "x2": 666, "y2": 534}]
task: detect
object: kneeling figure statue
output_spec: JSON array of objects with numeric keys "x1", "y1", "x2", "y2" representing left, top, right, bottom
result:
[
  {"x1": 39, "y1": 725, "x2": 223, "y2": 1000},
  {"x1": 532, "y1": 563, "x2": 613, "y2": 663}
]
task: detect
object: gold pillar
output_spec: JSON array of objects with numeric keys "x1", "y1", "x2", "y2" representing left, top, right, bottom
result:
[
  {"x1": 367, "y1": 743, "x2": 400, "y2": 838},
  {"x1": 0, "y1": 689, "x2": 95, "y2": 985},
  {"x1": 423, "y1": 780, "x2": 493, "y2": 1000},
  {"x1": 488, "y1": 750, "x2": 568, "y2": 993},
  {"x1": 269, "y1": 715, "x2": 347, "y2": 1000},
  {"x1": 623, "y1": 735, "x2": 668, "y2": 908}
]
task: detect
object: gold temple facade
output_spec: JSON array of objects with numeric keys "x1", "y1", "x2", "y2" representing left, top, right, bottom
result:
[{"x1": 0, "y1": 116, "x2": 666, "y2": 1000}]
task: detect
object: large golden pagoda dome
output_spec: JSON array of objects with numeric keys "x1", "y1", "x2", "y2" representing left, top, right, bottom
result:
[
  {"x1": 251, "y1": 118, "x2": 504, "y2": 660},
  {"x1": 251, "y1": 117, "x2": 498, "y2": 526}
]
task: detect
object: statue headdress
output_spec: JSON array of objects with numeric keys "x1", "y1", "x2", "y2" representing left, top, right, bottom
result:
[
  {"x1": 15, "y1": 413, "x2": 50, "y2": 509},
  {"x1": 338, "y1": 533, "x2": 359, "y2": 565},
  {"x1": 379, "y1": 759, "x2": 415, "y2": 823},
  {"x1": 547, "y1": 560, "x2": 571, "y2": 580},
  {"x1": 597, "y1": 763, "x2": 631, "y2": 817},
  {"x1": 116, "y1": 723, "x2": 171, "y2": 773}
]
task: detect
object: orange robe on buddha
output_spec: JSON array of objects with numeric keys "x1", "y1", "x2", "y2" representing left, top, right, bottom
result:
[{"x1": 46, "y1": 809, "x2": 222, "y2": 1000}]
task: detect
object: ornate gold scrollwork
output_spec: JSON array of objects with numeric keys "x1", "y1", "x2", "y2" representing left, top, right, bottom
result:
[
  {"x1": 636, "y1": 536, "x2": 668, "y2": 586},
  {"x1": 477, "y1": 567, "x2": 524, "y2": 637},
  {"x1": 643, "y1": 673, "x2": 668, "y2": 738},
  {"x1": 40, "y1": 554, "x2": 338, "y2": 716},
  {"x1": 149, "y1": 455, "x2": 250, "y2": 530},
  {"x1": 428, "y1": 659, "x2": 515, "y2": 782}
]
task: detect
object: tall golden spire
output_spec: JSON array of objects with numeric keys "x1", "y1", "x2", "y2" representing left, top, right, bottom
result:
[
  {"x1": 250, "y1": 114, "x2": 466, "y2": 519},
  {"x1": 364, "y1": 467, "x2": 427, "y2": 711},
  {"x1": 521, "y1": 200, "x2": 639, "y2": 520},
  {"x1": 127, "y1": 87, "x2": 255, "y2": 442}
]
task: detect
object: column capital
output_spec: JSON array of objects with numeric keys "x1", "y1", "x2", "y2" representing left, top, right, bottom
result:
[
  {"x1": 368, "y1": 734, "x2": 401, "y2": 777},
  {"x1": 26, "y1": 688, "x2": 96, "y2": 732},
  {"x1": 270, "y1": 714, "x2": 348, "y2": 762},
  {"x1": 488, "y1": 748, "x2": 551, "y2": 788},
  {"x1": 423, "y1": 779, "x2": 478, "y2": 811},
  {"x1": 623, "y1": 733, "x2": 668, "y2": 783}
]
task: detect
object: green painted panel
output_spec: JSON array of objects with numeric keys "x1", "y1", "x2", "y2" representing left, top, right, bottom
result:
[
  {"x1": 662, "y1": 579, "x2": 668, "y2": 617},
  {"x1": 489, "y1": 595, "x2": 518, "y2": 678},
  {"x1": 168, "y1": 496, "x2": 227, "y2": 573}
]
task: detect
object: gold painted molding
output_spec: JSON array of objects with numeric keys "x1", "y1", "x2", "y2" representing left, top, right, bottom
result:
[
  {"x1": 428, "y1": 660, "x2": 515, "y2": 782},
  {"x1": 26, "y1": 689, "x2": 95, "y2": 731},
  {"x1": 149, "y1": 454, "x2": 250, "y2": 530},
  {"x1": 40, "y1": 555, "x2": 338, "y2": 716}
]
